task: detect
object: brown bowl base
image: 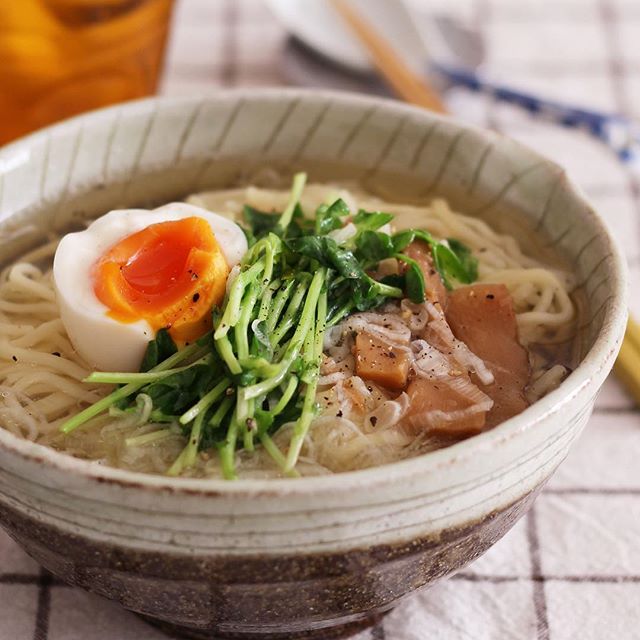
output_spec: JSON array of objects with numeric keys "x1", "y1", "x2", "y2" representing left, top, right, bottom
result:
[{"x1": 139, "y1": 611, "x2": 387, "y2": 640}]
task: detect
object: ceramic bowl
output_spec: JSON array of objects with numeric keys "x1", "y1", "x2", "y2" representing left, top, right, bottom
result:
[{"x1": 0, "y1": 90, "x2": 627, "y2": 639}]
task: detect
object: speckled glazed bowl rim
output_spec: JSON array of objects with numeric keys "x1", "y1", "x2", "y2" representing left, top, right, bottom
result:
[{"x1": 0, "y1": 89, "x2": 629, "y2": 496}]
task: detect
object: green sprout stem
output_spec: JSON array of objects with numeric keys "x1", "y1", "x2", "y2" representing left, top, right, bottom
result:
[
  {"x1": 86, "y1": 370, "x2": 182, "y2": 385},
  {"x1": 215, "y1": 335, "x2": 242, "y2": 374},
  {"x1": 270, "y1": 280, "x2": 307, "y2": 346},
  {"x1": 60, "y1": 343, "x2": 207, "y2": 434},
  {"x1": 277, "y1": 172, "x2": 307, "y2": 230},
  {"x1": 272, "y1": 376, "x2": 298, "y2": 415},
  {"x1": 259, "y1": 433, "x2": 299, "y2": 478},
  {"x1": 125, "y1": 429, "x2": 173, "y2": 448},
  {"x1": 214, "y1": 260, "x2": 265, "y2": 340},
  {"x1": 167, "y1": 446, "x2": 189, "y2": 477},
  {"x1": 243, "y1": 268, "x2": 325, "y2": 400},
  {"x1": 210, "y1": 396, "x2": 233, "y2": 427},
  {"x1": 219, "y1": 412, "x2": 240, "y2": 480},
  {"x1": 257, "y1": 279, "x2": 279, "y2": 322},
  {"x1": 266, "y1": 280, "x2": 295, "y2": 332},
  {"x1": 285, "y1": 289, "x2": 327, "y2": 472},
  {"x1": 179, "y1": 378, "x2": 230, "y2": 425},
  {"x1": 183, "y1": 410, "x2": 207, "y2": 468},
  {"x1": 235, "y1": 283, "x2": 260, "y2": 360},
  {"x1": 242, "y1": 397, "x2": 256, "y2": 452}
]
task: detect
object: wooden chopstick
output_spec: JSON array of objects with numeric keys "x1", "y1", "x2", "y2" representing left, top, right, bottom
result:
[
  {"x1": 329, "y1": 0, "x2": 448, "y2": 113},
  {"x1": 613, "y1": 318, "x2": 640, "y2": 406}
]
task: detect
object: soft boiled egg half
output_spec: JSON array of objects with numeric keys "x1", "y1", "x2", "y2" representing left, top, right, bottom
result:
[{"x1": 53, "y1": 203, "x2": 247, "y2": 372}]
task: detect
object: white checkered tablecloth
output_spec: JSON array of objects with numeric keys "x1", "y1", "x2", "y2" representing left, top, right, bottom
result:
[{"x1": 2, "y1": 1, "x2": 640, "y2": 639}]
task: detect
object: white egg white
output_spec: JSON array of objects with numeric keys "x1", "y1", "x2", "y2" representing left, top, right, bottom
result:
[{"x1": 53, "y1": 203, "x2": 248, "y2": 373}]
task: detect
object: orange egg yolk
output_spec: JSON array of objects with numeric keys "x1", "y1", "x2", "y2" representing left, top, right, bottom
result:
[{"x1": 93, "y1": 217, "x2": 229, "y2": 343}]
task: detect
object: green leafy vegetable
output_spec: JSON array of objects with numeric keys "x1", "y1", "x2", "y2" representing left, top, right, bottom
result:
[
  {"x1": 242, "y1": 205, "x2": 280, "y2": 236},
  {"x1": 391, "y1": 229, "x2": 477, "y2": 291},
  {"x1": 140, "y1": 329, "x2": 178, "y2": 372},
  {"x1": 391, "y1": 228, "x2": 434, "y2": 253},
  {"x1": 396, "y1": 254, "x2": 426, "y2": 303},
  {"x1": 432, "y1": 240, "x2": 478, "y2": 289},
  {"x1": 315, "y1": 198, "x2": 350, "y2": 235},
  {"x1": 287, "y1": 236, "x2": 363, "y2": 279},
  {"x1": 446, "y1": 238, "x2": 479, "y2": 282},
  {"x1": 352, "y1": 209, "x2": 394, "y2": 231},
  {"x1": 355, "y1": 230, "x2": 395, "y2": 261}
]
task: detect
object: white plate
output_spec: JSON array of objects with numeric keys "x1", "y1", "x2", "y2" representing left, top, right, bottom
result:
[{"x1": 265, "y1": 0, "x2": 427, "y2": 73}]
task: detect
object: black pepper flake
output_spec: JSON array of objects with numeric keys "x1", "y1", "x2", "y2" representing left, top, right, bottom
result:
[
  {"x1": 52, "y1": 352, "x2": 61, "y2": 357},
  {"x1": 11, "y1": 355, "x2": 17, "y2": 362},
  {"x1": 191, "y1": 272, "x2": 199, "y2": 280},
  {"x1": 336, "y1": 410, "x2": 343, "y2": 418},
  {"x1": 192, "y1": 292, "x2": 200, "y2": 303},
  {"x1": 486, "y1": 294, "x2": 495, "y2": 300},
  {"x1": 370, "y1": 416, "x2": 378, "y2": 426}
]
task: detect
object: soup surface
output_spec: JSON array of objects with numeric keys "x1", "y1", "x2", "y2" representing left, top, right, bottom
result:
[{"x1": 0, "y1": 177, "x2": 577, "y2": 478}]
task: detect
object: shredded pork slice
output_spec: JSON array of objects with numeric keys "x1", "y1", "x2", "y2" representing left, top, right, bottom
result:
[
  {"x1": 421, "y1": 302, "x2": 495, "y2": 386},
  {"x1": 404, "y1": 376, "x2": 490, "y2": 435},
  {"x1": 397, "y1": 243, "x2": 496, "y2": 436},
  {"x1": 446, "y1": 284, "x2": 530, "y2": 428},
  {"x1": 403, "y1": 339, "x2": 493, "y2": 436}
]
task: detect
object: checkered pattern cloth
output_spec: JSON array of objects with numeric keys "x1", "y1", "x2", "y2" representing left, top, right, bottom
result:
[{"x1": 3, "y1": 0, "x2": 639, "y2": 638}]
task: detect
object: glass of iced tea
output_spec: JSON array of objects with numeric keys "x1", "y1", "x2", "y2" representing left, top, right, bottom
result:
[{"x1": 0, "y1": 0, "x2": 174, "y2": 145}]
